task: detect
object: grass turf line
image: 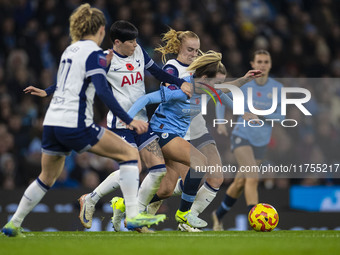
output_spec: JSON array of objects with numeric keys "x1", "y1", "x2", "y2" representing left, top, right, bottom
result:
[{"x1": 1, "y1": 231, "x2": 340, "y2": 255}]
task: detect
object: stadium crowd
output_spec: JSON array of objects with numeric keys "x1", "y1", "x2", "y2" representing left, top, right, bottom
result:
[{"x1": 0, "y1": 0, "x2": 340, "y2": 190}]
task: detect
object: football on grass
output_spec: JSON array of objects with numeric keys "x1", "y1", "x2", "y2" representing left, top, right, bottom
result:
[{"x1": 248, "y1": 203, "x2": 279, "y2": 232}]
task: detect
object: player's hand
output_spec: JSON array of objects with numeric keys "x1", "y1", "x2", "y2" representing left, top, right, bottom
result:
[
  {"x1": 181, "y1": 82, "x2": 193, "y2": 98},
  {"x1": 106, "y1": 49, "x2": 113, "y2": 66},
  {"x1": 242, "y1": 112, "x2": 262, "y2": 125},
  {"x1": 217, "y1": 125, "x2": 228, "y2": 136},
  {"x1": 128, "y1": 119, "x2": 149, "y2": 134},
  {"x1": 23, "y1": 86, "x2": 47, "y2": 97},
  {"x1": 244, "y1": 70, "x2": 263, "y2": 80}
]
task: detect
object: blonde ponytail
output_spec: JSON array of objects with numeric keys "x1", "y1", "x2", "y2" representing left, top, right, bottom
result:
[
  {"x1": 156, "y1": 28, "x2": 199, "y2": 63},
  {"x1": 188, "y1": 50, "x2": 226, "y2": 78}
]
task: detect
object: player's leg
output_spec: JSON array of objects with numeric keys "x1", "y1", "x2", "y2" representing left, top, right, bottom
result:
[
  {"x1": 79, "y1": 128, "x2": 144, "y2": 229},
  {"x1": 95, "y1": 128, "x2": 144, "y2": 197},
  {"x1": 191, "y1": 142, "x2": 223, "y2": 216},
  {"x1": 242, "y1": 143, "x2": 266, "y2": 212},
  {"x1": 86, "y1": 129, "x2": 143, "y2": 205},
  {"x1": 89, "y1": 129, "x2": 165, "y2": 229},
  {"x1": 154, "y1": 159, "x2": 187, "y2": 199},
  {"x1": 161, "y1": 137, "x2": 208, "y2": 228},
  {"x1": 137, "y1": 137, "x2": 167, "y2": 212},
  {"x1": 2, "y1": 126, "x2": 69, "y2": 237},
  {"x1": 78, "y1": 129, "x2": 139, "y2": 228},
  {"x1": 244, "y1": 159, "x2": 262, "y2": 211},
  {"x1": 146, "y1": 159, "x2": 186, "y2": 217},
  {"x1": 2, "y1": 153, "x2": 66, "y2": 237},
  {"x1": 111, "y1": 130, "x2": 167, "y2": 231},
  {"x1": 148, "y1": 158, "x2": 189, "y2": 213},
  {"x1": 213, "y1": 144, "x2": 256, "y2": 229},
  {"x1": 148, "y1": 132, "x2": 196, "y2": 207}
]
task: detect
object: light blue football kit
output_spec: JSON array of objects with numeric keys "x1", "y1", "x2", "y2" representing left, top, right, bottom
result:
[{"x1": 216, "y1": 78, "x2": 284, "y2": 159}]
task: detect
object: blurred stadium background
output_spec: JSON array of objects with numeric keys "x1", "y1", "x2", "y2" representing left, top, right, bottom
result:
[{"x1": 0, "y1": 0, "x2": 340, "y2": 231}]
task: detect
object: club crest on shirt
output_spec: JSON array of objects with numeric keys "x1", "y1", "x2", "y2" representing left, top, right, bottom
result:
[
  {"x1": 98, "y1": 55, "x2": 107, "y2": 68},
  {"x1": 161, "y1": 133, "x2": 169, "y2": 139},
  {"x1": 135, "y1": 59, "x2": 141, "y2": 67},
  {"x1": 165, "y1": 67, "x2": 175, "y2": 75},
  {"x1": 235, "y1": 137, "x2": 242, "y2": 144}
]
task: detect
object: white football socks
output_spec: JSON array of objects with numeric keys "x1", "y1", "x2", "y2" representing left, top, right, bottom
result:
[
  {"x1": 86, "y1": 170, "x2": 120, "y2": 204},
  {"x1": 119, "y1": 162, "x2": 139, "y2": 218},
  {"x1": 191, "y1": 182, "x2": 218, "y2": 216},
  {"x1": 138, "y1": 165, "x2": 166, "y2": 212},
  {"x1": 11, "y1": 178, "x2": 49, "y2": 227},
  {"x1": 172, "y1": 178, "x2": 183, "y2": 196}
]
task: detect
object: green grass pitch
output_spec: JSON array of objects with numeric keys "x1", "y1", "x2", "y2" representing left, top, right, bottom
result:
[{"x1": 1, "y1": 231, "x2": 340, "y2": 255}]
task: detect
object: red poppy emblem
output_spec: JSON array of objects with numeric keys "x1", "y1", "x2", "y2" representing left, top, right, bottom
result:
[
  {"x1": 195, "y1": 98, "x2": 200, "y2": 104},
  {"x1": 126, "y1": 63, "x2": 134, "y2": 71},
  {"x1": 257, "y1": 92, "x2": 262, "y2": 97}
]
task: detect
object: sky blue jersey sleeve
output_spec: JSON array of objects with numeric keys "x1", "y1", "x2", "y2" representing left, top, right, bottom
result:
[
  {"x1": 215, "y1": 92, "x2": 233, "y2": 119},
  {"x1": 128, "y1": 91, "x2": 162, "y2": 118},
  {"x1": 128, "y1": 86, "x2": 187, "y2": 118},
  {"x1": 216, "y1": 103, "x2": 225, "y2": 120},
  {"x1": 219, "y1": 91, "x2": 234, "y2": 109}
]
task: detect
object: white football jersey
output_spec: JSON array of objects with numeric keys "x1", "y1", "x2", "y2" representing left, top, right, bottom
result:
[
  {"x1": 163, "y1": 59, "x2": 208, "y2": 140},
  {"x1": 106, "y1": 44, "x2": 150, "y2": 129},
  {"x1": 43, "y1": 40, "x2": 106, "y2": 128},
  {"x1": 163, "y1": 59, "x2": 192, "y2": 79}
]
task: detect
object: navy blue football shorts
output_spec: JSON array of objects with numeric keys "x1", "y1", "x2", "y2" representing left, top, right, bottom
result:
[
  {"x1": 42, "y1": 123, "x2": 105, "y2": 156},
  {"x1": 230, "y1": 135, "x2": 267, "y2": 160},
  {"x1": 188, "y1": 133, "x2": 216, "y2": 150},
  {"x1": 154, "y1": 131, "x2": 180, "y2": 148},
  {"x1": 110, "y1": 126, "x2": 158, "y2": 151}
]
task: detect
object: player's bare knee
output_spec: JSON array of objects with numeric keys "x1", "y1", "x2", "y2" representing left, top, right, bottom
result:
[
  {"x1": 119, "y1": 147, "x2": 139, "y2": 162},
  {"x1": 157, "y1": 188, "x2": 173, "y2": 199},
  {"x1": 39, "y1": 173, "x2": 57, "y2": 187},
  {"x1": 234, "y1": 178, "x2": 246, "y2": 192},
  {"x1": 206, "y1": 177, "x2": 223, "y2": 189},
  {"x1": 246, "y1": 178, "x2": 259, "y2": 187},
  {"x1": 197, "y1": 154, "x2": 208, "y2": 168}
]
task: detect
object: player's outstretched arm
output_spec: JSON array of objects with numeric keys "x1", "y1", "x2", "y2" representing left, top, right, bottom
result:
[
  {"x1": 24, "y1": 83, "x2": 57, "y2": 97},
  {"x1": 128, "y1": 91, "x2": 162, "y2": 118},
  {"x1": 242, "y1": 112, "x2": 262, "y2": 125},
  {"x1": 23, "y1": 86, "x2": 48, "y2": 97},
  {"x1": 214, "y1": 70, "x2": 263, "y2": 93},
  {"x1": 215, "y1": 100, "x2": 228, "y2": 136},
  {"x1": 128, "y1": 87, "x2": 187, "y2": 118},
  {"x1": 180, "y1": 81, "x2": 193, "y2": 98}
]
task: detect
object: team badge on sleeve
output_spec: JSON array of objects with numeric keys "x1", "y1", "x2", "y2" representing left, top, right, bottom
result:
[
  {"x1": 164, "y1": 66, "x2": 175, "y2": 75},
  {"x1": 98, "y1": 55, "x2": 107, "y2": 68}
]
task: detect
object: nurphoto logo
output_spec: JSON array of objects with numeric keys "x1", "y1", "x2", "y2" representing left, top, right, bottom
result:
[{"x1": 200, "y1": 84, "x2": 312, "y2": 128}]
